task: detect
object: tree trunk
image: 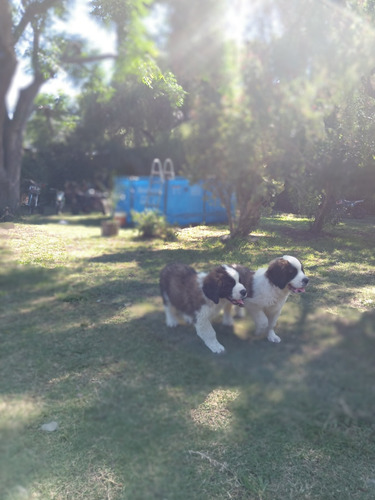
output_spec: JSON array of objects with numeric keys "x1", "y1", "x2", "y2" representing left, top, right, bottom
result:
[
  {"x1": 310, "y1": 188, "x2": 335, "y2": 234},
  {"x1": 0, "y1": 0, "x2": 18, "y2": 210},
  {"x1": 0, "y1": 158, "x2": 21, "y2": 211},
  {"x1": 0, "y1": 88, "x2": 43, "y2": 210},
  {"x1": 0, "y1": 73, "x2": 45, "y2": 211},
  {"x1": 211, "y1": 183, "x2": 235, "y2": 236},
  {"x1": 226, "y1": 172, "x2": 264, "y2": 239},
  {"x1": 230, "y1": 198, "x2": 262, "y2": 238},
  {"x1": 0, "y1": 0, "x2": 52, "y2": 211},
  {"x1": 0, "y1": 120, "x2": 25, "y2": 210}
]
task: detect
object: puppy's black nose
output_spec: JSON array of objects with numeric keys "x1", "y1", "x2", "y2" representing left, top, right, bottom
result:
[
  {"x1": 302, "y1": 277, "x2": 309, "y2": 285},
  {"x1": 240, "y1": 288, "x2": 247, "y2": 297}
]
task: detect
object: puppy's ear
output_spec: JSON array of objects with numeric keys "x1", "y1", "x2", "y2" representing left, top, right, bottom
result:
[
  {"x1": 202, "y1": 274, "x2": 220, "y2": 304},
  {"x1": 266, "y1": 258, "x2": 290, "y2": 289}
]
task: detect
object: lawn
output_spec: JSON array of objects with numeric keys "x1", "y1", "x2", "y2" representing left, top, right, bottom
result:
[{"x1": 1, "y1": 214, "x2": 375, "y2": 500}]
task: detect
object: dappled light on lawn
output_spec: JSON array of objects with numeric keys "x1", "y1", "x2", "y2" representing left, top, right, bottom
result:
[
  {"x1": 0, "y1": 396, "x2": 42, "y2": 431},
  {"x1": 190, "y1": 388, "x2": 240, "y2": 431},
  {"x1": 1, "y1": 215, "x2": 375, "y2": 499}
]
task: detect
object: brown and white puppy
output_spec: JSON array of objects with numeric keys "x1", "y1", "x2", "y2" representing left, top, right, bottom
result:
[
  {"x1": 223, "y1": 256, "x2": 309, "y2": 343},
  {"x1": 160, "y1": 262, "x2": 247, "y2": 353}
]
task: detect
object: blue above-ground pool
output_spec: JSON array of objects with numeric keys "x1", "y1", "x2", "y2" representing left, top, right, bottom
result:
[{"x1": 114, "y1": 176, "x2": 234, "y2": 226}]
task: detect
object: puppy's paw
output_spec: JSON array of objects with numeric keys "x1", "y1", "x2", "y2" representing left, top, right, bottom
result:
[
  {"x1": 182, "y1": 314, "x2": 193, "y2": 324},
  {"x1": 267, "y1": 331, "x2": 281, "y2": 343},
  {"x1": 166, "y1": 318, "x2": 179, "y2": 327},
  {"x1": 222, "y1": 314, "x2": 234, "y2": 327},
  {"x1": 207, "y1": 341, "x2": 226, "y2": 354}
]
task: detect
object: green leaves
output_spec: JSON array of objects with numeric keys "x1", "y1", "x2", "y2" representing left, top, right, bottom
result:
[
  {"x1": 179, "y1": 0, "x2": 375, "y2": 236},
  {"x1": 131, "y1": 209, "x2": 176, "y2": 240},
  {"x1": 138, "y1": 61, "x2": 186, "y2": 108}
]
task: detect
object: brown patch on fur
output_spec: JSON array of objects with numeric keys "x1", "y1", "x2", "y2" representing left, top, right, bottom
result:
[
  {"x1": 202, "y1": 266, "x2": 236, "y2": 304},
  {"x1": 232, "y1": 264, "x2": 255, "y2": 298},
  {"x1": 160, "y1": 263, "x2": 206, "y2": 315},
  {"x1": 266, "y1": 258, "x2": 298, "y2": 290}
]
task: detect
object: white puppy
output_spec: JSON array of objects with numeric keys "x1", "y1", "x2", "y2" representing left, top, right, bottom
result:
[{"x1": 223, "y1": 256, "x2": 309, "y2": 343}]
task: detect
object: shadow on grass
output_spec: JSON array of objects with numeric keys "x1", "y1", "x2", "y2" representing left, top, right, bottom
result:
[
  {"x1": 2, "y1": 217, "x2": 375, "y2": 498},
  {"x1": 89, "y1": 248, "x2": 212, "y2": 270},
  {"x1": 0, "y1": 256, "x2": 312, "y2": 499},
  {"x1": 88, "y1": 246, "x2": 371, "y2": 316},
  {"x1": 214, "y1": 309, "x2": 375, "y2": 499},
  {"x1": 17, "y1": 213, "x2": 110, "y2": 227},
  {"x1": 2, "y1": 272, "x2": 375, "y2": 498}
]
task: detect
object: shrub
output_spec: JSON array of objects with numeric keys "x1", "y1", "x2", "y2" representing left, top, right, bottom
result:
[{"x1": 131, "y1": 210, "x2": 176, "y2": 240}]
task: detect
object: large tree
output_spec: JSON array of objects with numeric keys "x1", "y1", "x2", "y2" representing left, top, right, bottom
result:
[
  {"x1": 184, "y1": 79, "x2": 303, "y2": 237},
  {"x1": 166, "y1": 0, "x2": 375, "y2": 237},
  {"x1": 0, "y1": 0, "x2": 166, "y2": 212},
  {"x1": 0, "y1": 0, "x2": 114, "y2": 210}
]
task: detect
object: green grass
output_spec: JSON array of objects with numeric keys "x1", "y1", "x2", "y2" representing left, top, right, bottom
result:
[{"x1": 1, "y1": 214, "x2": 375, "y2": 499}]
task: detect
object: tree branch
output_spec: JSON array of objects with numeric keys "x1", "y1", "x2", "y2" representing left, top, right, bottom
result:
[
  {"x1": 13, "y1": 0, "x2": 60, "y2": 44},
  {"x1": 60, "y1": 53, "x2": 117, "y2": 64},
  {"x1": 31, "y1": 19, "x2": 42, "y2": 78},
  {"x1": 12, "y1": 74, "x2": 45, "y2": 132},
  {"x1": 0, "y1": 0, "x2": 17, "y2": 119}
]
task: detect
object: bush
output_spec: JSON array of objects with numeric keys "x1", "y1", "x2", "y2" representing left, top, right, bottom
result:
[{"x1": 131, "y1": 210, "x2": 176, "y2": 240}]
